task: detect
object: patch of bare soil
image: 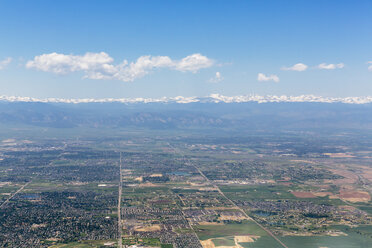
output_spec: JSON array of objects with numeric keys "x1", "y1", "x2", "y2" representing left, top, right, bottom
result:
[
  {"x1": 134, "y1": 224, "x2": 162, "y2": 232},
  {"x1": 312, "y1": 192, "x2": 333, "y2": 197},
  {"x1": 291, "y1": 191, "x2": 316, "y2": 198},
  {"x1": 323, "y1": 153, "x2": 355, "y2": 158},
  {"x1": 338, "y1": 190, "x2": 371, "y2": 203}
]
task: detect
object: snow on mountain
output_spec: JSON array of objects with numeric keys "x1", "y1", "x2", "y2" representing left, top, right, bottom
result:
[{"x1": 1, "y1": 94, "x2": 372, "y2": 104}]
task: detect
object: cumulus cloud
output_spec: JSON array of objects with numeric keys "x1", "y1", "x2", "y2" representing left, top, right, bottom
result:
[
  {"x1": 175, "y1": 54, "x2": 213, "y2": 72},
  {"x1": 368, "y1": 61, "x2": 372, "y2": 71},
  {"x1": 257, "y1": 73, "x2": 279, "y2": 82},
  {"x1": 26, "y1": 52, "x2": 113, "y2": 74},
  {"x1": 26, "y1": 52, "x2": 214, "y2": 82},
  {"x1": 281, "y1": 63, "x2": 308, "y2": 71},
  {"x1": 317, "y1": 63, "x2": 344, "y2": 70},
  {"x1": 209, "y1": 71, "x2": 223, "y2": 83},
  {"x1": 0, "y1": 57, "x2": 12, "y2": 70}
]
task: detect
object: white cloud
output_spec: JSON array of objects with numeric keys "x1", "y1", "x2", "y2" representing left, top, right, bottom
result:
[
  {"x1": 281, "y1": 63, "x2": 308, "y2": 71},
  {"x1": 26, "y1": 52, "x2": 214, "y2": 82},
  {"x1": 368, "y1": 61, "x2": 372, "y2": 71},
  {"x1": 317, "y1": 63, "x2": 344, "y2": 70},
  {"x1": 0, "y1": 57, "x2": 12, "y2": 70},
  {"x1": 26, "y1": 52, "x2": 113, "y2": 74},
  {"x1": 209, "y1": 71, "x2": 223, "y2": 83},
  {"x1": 174, "y1": 53, "x2": 214, "y2": 72},
  {"x1": 257, "y1": 73, "x2": 279, "y2": 82}
]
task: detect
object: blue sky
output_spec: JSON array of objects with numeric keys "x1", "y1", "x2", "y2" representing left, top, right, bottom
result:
[{"x1": 0, "y1": 0, "x2": 372, "y2": 99}]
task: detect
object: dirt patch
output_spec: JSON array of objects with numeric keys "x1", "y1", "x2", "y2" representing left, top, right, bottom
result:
[
  {"x1": 201, "y1": 238, "x2": 237, "y2": 248},
  {"x1": 201, "y1": 239, "x2": 216, "y2": 248},
  {"x1": 45, "y1": 237, "x2": 60, "y2": 242},
  {"x1": 198, "y1": 221, "x2": 224, "y2": 225},
  {"x1": 313, "y1": 192, "x2": 333, "y2": 197},
  {"x1": 339, "y1": 190, "x2": 371, "y2": 203},
  {"x1": 339, "y1": 205, "x2": 358, "y2": 211},
  {"x1": 201, "y1": 235, "x2": 259, "y2": 248},
  {"x1": 234, "y1": 235, "x2": 258, "y2": 243},
  {"x1": 291, "y1": 160, "x2": 316, "y2": 164},
  {"x1": 135, "y1": 176, "x2": 143, "y2": 182},
  {"x1": 326, "y1": 168, "x2": 358, "y2": 185},
  {"x1": 359, "y1": 166, "x2": 372, "y2": 181},
  {"x1": 31, "y1": 223, "x2": 46, "y2": 229},
  {"x1": 291, "y1": 191, "x2": 316, "y2": 198},
  {"x1": 219, "y1": 214, "x2": 248, "y2": 221},
  {"x1": 323, "y1": 153, "x2": 355, "y2": 158},
  {"x1": 206, "y1": 207, "x2": 239, "y2": 210},
  {"x1": 150, "y1": 173, "x2": 163, "y2": 177},
  {"x1": 198, "y1": 187, "x2": 218, "y2": 191},
  {"x1": 103, "y1": 242, "x2": 115, "y2": 246},
  {"x1": 134, "y1": 224, "x2": 161, "y2": 232}
]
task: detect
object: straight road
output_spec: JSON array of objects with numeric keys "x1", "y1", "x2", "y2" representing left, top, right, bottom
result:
[
  {"x1": 118, "y1": 152, "x2": 123, "y2": 248},
  {"x1": 0, "y1": 181, "x2": 31, "y2": 209}
]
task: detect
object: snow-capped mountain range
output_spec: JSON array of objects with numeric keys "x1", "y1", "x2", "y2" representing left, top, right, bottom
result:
[{"x1": 1, "y1": 94, "x2": 372, "y2": 104}]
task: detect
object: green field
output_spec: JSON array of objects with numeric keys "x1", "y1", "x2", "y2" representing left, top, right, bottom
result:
[
  {"x1": 194, "y1": 221, "x2": 268, "y2": 240},
  {"x1": 212, "y1": 237, "x2": 236, "y2": 246},
  {"x1": 240, "y1": 225, "x2": 372, "y2": 248},
  {"x1": 49, "y1": 240, "x2": 117, "y2": 248}
]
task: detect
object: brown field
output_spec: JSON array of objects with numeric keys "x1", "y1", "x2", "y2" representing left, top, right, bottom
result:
[
  {"x1": 206, "y1": 207, "x2": 239, "y2": 210},
  {"x1": 200, "y1": 239, "x2": 216, "y2": 248},
  {"x1": 200, "y1": 235, "x2": 258, "y2": 248},
  {"x1": 219, "y1": 214, "x2": 248, "y2": 221},
  {"x1": 324, "y1": 153, "x2": 355, "y2": 158},
  {"x1": 339, "y1": 205, "x2": 358, "y2": 211},
  {"x1": 235, "y1": 235, "x2": 258, "y2": 243},
  {"x1": 198, "y1": 187, "x2": 219, "y2": 191},
  {"x1": 359, "y1": 166, "x2": 372, "y2": 181},
  {"x1": 134, "y1": 224, "x2": 162, "y2": 232},
  {"x1": 31, "y1": 223, "x2": 47, "y2": 229},
  {"x1": 291, "y1": 159, "x2": 316, "y2": 164},
  {"x1": 135, "y1": 176, "x2": 143, "y2": 182},
  {"x1": 45, "y1": 238, "x2": 61, "y2": 242},
  {"x1": 338, "y1": 190, "x2": 371, "y2": 203},
  {"x1": 150, "y1": 173, "x2": 163, "y2": 177},
  {"x1": 313, "y1": 192, "x2": 333, "y2": 197},
  {"x1": 326, "y1": 168, "x2": 358, "y2": 184},
  {"x1": 291, "y1": 191, "x2": 316, "y2": 198},
  {"x1": 198, "y1": 221, "x2": 224, "y2": 225}
]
